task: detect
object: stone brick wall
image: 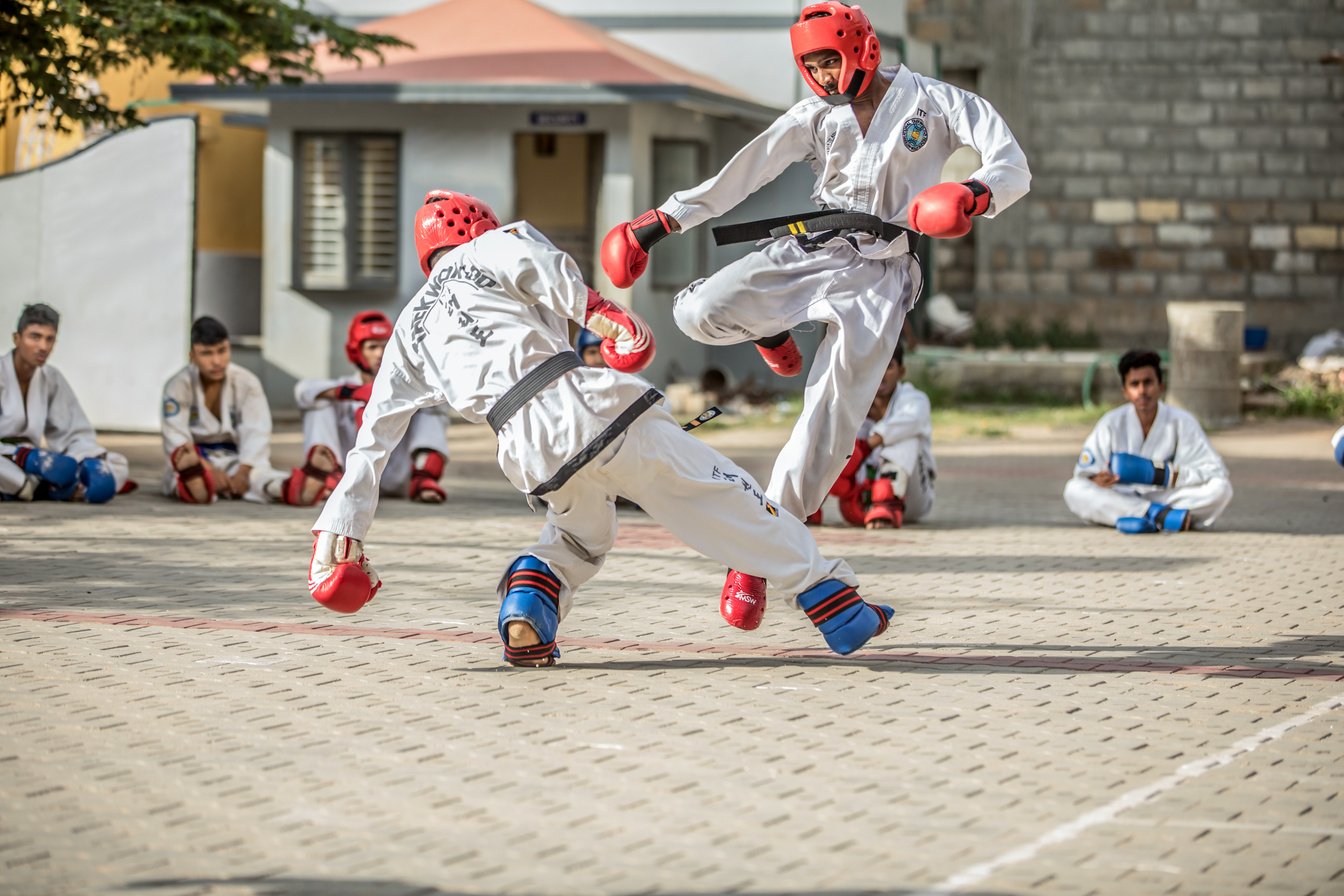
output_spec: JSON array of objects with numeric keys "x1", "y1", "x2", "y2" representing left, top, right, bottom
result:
[{"x1": 906, "y1": 0, "x2": 1344, "y2": 354}]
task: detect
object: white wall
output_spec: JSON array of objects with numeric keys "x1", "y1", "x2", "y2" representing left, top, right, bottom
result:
[{"x1": 0, "y1": 117, "x2": 196, "y2": 432}]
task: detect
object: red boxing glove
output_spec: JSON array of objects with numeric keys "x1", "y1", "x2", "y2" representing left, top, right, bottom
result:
[
  {"x1": 600, "y1": 209, "x2": 674, "y2": 288},
  {"x1": 908, "y1": 179, "x2": 992, "y2": 239},
  {"x1": 585, "y1": 288, "x2": 656, "y2": 373}
]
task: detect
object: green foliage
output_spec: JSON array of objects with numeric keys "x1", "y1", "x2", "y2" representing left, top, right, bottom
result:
[
  {"x1": 1043, "y1": 319, "x2": 1101, "y2": 350},
  {"x1": 1278, "y1": 384, "x2": 1344, "y2": 421},
  {"x1": 1003, "y1": 317, "x2": 1040, "y2": 350},
  {"x1": 969, "y1": 319, "x2": 1001, "y2": 348},
  {"x1": 1, "y1": 0, "x2": 410, "y2": 133}
]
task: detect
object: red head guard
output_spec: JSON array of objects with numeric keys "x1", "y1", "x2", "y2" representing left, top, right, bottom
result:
[
  {"x1": 345, "y1": 310, "x2": 393, "y2": 371},
  {"x1": 790, "y1": 2, "x2": 882, "y2": 105},
  {"x1": 414, "y1": 190, "x2": 501, "y2": 275}
]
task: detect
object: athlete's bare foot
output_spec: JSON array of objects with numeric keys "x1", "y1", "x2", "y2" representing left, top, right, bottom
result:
[
  {"x1": 298, "y1": 445, "x2": 338, "y2": 505},
  {"x1": 172, "y1": 446, "x2": 212, "y2": 504},
  {"x1": 505, "y1": 620, "x2": 554, "y2": 667}
]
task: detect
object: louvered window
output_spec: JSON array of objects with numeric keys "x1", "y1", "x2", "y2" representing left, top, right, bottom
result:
[{"x1": 295, "y1": 132, "x2": 400, "y2": 290}]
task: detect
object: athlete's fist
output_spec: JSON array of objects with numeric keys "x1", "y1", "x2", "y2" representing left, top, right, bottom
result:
[
  {"x1": 908, "y1": 179, "x2": 991, "y2": 239},
  {"x1": 1110, "y1": 452, "x2": 1176, "y2": 488},
  {"x1": 601, "y1": 209, "x2": 674, "y2": 288},
  {"x1": 308, "y1": 531, "x2": 382, "y2": 614},
  {"x1": 585, "y1": 289, "x2": 656, "y2": 374},
  {"x1": 337, "y1": 382, "x2": 374, "y2": 404}
]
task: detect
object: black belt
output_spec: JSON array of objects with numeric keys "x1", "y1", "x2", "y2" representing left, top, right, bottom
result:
[
  {"x1": 487, "y1": 351, "x2": 582, "y2": 434},
  {"x1": 712, "y1": 210, "x2": 916, "y2": 249}
]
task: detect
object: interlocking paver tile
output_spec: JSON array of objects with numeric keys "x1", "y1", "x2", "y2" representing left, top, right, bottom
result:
[{"x1": 0, "y1": 418, "x2": 1340, "y2": 896}]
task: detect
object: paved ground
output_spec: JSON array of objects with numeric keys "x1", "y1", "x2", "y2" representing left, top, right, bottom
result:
[{"x1": 2, "y1": 414, "x2": 1342, "y2": 896}]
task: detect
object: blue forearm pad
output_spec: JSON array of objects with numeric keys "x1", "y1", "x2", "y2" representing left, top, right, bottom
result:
[
  {"x1": 797, "y1": 579, "x2": 893, "y2": 656},
  {"x1": 78, "y1": 458, "x2": 117, "y2": 504},
  {"x1": 14, "y1": 447, "x2": 78, "y2": 488},
  {"x1": 1110, "y1": 452, "x2": 1169, "y2": 486},
  {"x1": 498, "y1": 556, "x2": 562, "y2": 664}
]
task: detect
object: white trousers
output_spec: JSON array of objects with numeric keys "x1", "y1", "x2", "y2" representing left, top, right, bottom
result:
[
  {"x1": 302, "y1": 404, "x2": 448, "y2": 496},
  {"x1": 1063, "y1": 477, "x2": 1234, "y2": 529},
  {"x1": 673, "y1": 236, "x2": 922, "y2": 518},
  {"x1": 497, "y1": 407, "x2": 857, "y2": 623},
  {"x1": 868, "y1": 437, "x2": 935, "y2": 523}
]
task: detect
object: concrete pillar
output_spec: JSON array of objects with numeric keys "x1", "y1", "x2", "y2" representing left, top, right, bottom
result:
[{"x1": 1166, "y1": 301, "x2": 1244, "y2": 429}]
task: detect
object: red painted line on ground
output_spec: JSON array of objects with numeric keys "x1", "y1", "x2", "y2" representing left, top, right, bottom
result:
[{"x1": 3, "y1": 608, "x2": 1342, "y2": 680}]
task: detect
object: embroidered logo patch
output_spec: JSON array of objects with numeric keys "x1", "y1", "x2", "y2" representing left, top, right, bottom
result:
[
  {"x1": 901, "y1": 117, "x2": 929, "y2": 151},
  {"x1": 162, "y1": 397, "x2": 180, "y2": 418},
  {"x1": 1079, "y1": 449, "x2": 1094, "y2": 466}
]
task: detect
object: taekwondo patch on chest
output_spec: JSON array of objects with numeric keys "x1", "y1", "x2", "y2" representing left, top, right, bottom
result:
[{"x1": 902, "y1": 116, "x2": 929, "y2": 152}]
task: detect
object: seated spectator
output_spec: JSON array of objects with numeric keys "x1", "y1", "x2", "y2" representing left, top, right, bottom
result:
[
  {"x1": 1064, "y1": 349, "x2": 1233, "y2": 533},
  {"x1": 293, "y1": 310, "x2": 450, "y2": 504},
  {"x1": 0, "y1": 303, "x2": 132, "y2": 503},
  {"x1": 815, "y1": 342, "x2": 935, "y2": 528},
  {"x1": 160, "y1": 316, "x2": 311, "y2": 504}
]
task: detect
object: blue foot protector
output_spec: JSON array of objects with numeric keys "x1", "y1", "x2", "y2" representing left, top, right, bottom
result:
[
  {"x1": 796, "y1": 579, "x2": 893, "y2": 656},
  {"x1": 1118, "y1": 502, "x2": 1188, "y2": 534},
  {"x1": 497, "y1": 556, "x2": 562, "y2": 667}
]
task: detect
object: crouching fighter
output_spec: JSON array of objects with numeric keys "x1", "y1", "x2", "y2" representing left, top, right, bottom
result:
[
  {"x1": 292, "y1": 310, "x2": 451, "y2": 506},
  {"x1": 1064, "y1": 349, "x2": 1233, "y2": 533},
  {"x1": 307, "y1": 190, "x2": 894, "y2": 665}
]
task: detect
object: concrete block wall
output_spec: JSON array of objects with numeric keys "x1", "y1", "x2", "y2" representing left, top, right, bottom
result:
[{"x1": 907, "y1": 0, "x2": 1344, "y2": 355}]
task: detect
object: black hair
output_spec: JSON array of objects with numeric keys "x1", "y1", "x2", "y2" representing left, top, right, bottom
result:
[
  {"x1": 892, "y1": 340, "x2": 905, "y2": 368},
  {"x1": 1118, "y1": 349, "x2": 1163, "y2": 384},
  {"x1": 16, "y1": 303, "x2": 59, "y2": 333},
  {"x1": 190, "y1": 316, "x2": 230, "y2": 347}
]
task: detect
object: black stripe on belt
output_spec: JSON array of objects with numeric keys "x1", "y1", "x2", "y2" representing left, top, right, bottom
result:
[
  {"x1": 530, "y1": 388, "x2": 663, "y2": 498},
  {"x1": 712, "y1": 210, "x2": 916, "y2": 248},
  {"x1": 487, "y1": 350, "x2": 583, "y2": 434}
]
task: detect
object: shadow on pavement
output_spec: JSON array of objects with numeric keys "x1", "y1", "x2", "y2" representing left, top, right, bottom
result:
[{"x1": 123, "y1": 878, "x2": 1017, "y2": 896}]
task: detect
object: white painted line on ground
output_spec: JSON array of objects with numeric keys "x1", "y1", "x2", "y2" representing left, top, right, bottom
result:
[{"x1": 916, "y1": 691, "x2": 1344, "y2": 895}]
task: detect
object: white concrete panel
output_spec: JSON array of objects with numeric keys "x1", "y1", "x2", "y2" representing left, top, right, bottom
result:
[{"x1": 1, "y1": 117, "x2": 195, "y2": 432}]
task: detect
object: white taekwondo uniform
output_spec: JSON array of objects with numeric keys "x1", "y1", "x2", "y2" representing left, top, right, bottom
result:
[
  {"x1": 0, "y1": 351, "x2": 130, "y2": 494},
  {"x1": 313, "y1": 222, "x2": 857, "y2": 621},
  {"x1": 295, "y1": 374, "x2": 450, "y2": 496},
  {"x1": 160, "y1": 362, "x2": 286, "y2": 503},
  {"x1": 1064, "y1": 401, "x2": 1234, "y2": 528},
  {"x1": 659, "y1": 64, "x2": 1031, "y2": 520},
  {"x1": 859, "y1": 381, "x2": 936, "y2": 522}
]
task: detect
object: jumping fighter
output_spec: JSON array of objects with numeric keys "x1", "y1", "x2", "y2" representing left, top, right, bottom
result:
[
  {"x1": 160, "y1": 316, "x2": 316, "y2": 504},
  {"x1": 307, "y1": 190, "x2": 896, "y2": 665},
  {"x1": 0, "y1": 303, "x2": 131, "y2": 502},
  {"x1": 293, "y1": 310, "x2": 450, "y2": 505},
  {"x1": 1064, "y1": 349, "x2": 1233, "y2": 533},
  {"x1": 601, "y1": 1, "x2": 1030, "y2": 629}
]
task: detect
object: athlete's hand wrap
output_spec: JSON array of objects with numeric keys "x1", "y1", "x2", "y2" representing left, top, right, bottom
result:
[
  {"x1": 337, "y1": 382, "x2": 374, "y2": 403},
  {"x1": 584, "y1": 289, "x2": 656, "y2": 373},
  {"x1": 1109, "y1": 452, "x2": 1176, "y2": 488},
  {"x1": 908, "y1": 179, "x2": 991, "y2": 239},
  {"x1": 308, "y1": 531, "x2": 382, "y2": 614},
  {"x1": 601, "y1": 209, "x2": 674, "y2": 288}
]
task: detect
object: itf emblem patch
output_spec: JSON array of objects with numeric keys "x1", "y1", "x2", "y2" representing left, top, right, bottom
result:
[
  {"x1": 902, "y1": 117, "x2": 929, "y2": 151},
  {"x1": 162, "y1": 397, "x2": 180, "y2": 418}
]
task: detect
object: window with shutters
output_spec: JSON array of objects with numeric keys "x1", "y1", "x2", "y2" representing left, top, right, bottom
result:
[{"x1": 294, "y1": 132, "x2": 400, "y2": 291}]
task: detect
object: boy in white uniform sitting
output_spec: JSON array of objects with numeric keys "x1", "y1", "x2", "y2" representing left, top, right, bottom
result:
[
  {"x1": 817, "y1": 342, "x2": 935, "y2": 529},
  {"x1": 0, "y1": 303, "x2": 131, "y2": 502},
  {"x1": 1064, "y1": 349, "x2": 1233, "y2": 533},
  {"x1": 294, "y1": 310, "x2": 450, "y2": 504},
  {"x1": 161, "y1": 316, "x2": 317, "y2": 505}
]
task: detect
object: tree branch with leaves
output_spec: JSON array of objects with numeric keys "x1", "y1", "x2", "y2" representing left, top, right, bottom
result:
[{"x1": 0, "y1": 0, "x2": 411, "y2": 133}]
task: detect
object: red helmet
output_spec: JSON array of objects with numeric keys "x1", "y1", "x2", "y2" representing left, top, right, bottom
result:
[
  {"x1": 345, "y1": 310, "x2": 393, "y2": 371},
  {"x1": 790, "y1": 2, "x2": 882, "y2": 105},
  {"x1": 414, "y1": 190, "x2": 501, "y2": 275}
]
